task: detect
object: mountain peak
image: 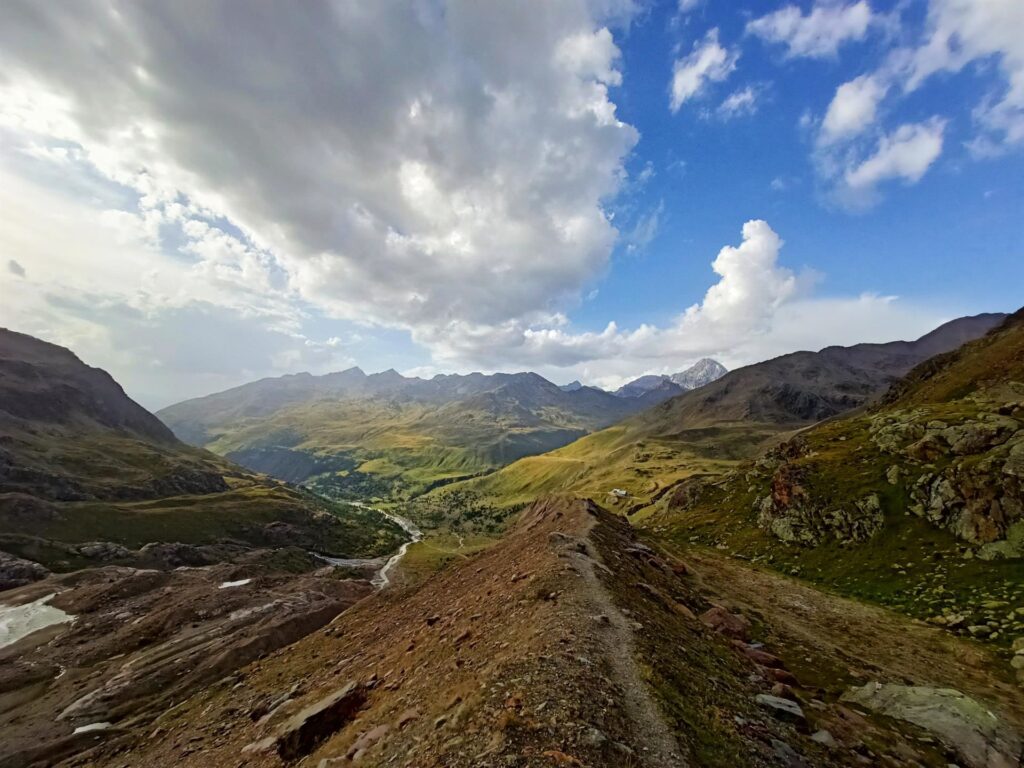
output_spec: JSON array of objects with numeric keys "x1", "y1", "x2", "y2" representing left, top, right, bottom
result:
[
  {"x1": 670, "y1": 358, "x2": 728, "y2": 390},
  {"x1": 613, "y1": 359, "x2": 728, "y2": 401}
]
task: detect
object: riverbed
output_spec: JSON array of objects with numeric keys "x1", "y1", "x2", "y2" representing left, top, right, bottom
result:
[{"x1": 319, "y1": 502, "x2": 423, "y2": 589}]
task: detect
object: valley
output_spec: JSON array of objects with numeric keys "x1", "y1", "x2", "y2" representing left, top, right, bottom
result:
[
  {"x1": 156, "y1": 360, "x2": 728, "y2": 501},
  {"x1": 1, "y1": 311, "x2": 1023, "y2": 768}
]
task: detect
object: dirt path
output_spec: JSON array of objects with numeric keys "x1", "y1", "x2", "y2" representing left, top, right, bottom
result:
[
  {"x1": 668, "y1": 545, "x2": 1024, "y2": 730},
  {"x1": 575, "y1": 517, "x2": 689, "y2": 768}
]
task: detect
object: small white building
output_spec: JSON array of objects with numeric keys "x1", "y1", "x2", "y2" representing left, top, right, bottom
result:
[{"x1": 609, "y1": 488, "x2": 629, "y2": 498}]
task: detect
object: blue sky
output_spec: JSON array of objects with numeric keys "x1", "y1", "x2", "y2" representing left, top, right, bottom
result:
[
  {"x1": 590, "y1": 0, "x2": 1023, "y2": 329},
  {"x1": 0, "y1": 0, "x2": 1021, "y2": 407}
]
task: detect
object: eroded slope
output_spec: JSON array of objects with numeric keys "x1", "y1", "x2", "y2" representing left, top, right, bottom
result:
[{"x1": 59, "y1": 497, "x2": 1022, "y2": 768}]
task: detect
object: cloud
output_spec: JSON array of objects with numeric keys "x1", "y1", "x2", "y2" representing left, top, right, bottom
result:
[
  {"x1": 623, "y1": 201, "x2": 664, "y2": 254},
  {"x1": 7, "y1": 259, "x2": 25, "y2": 277},
  {"x1": 670, "y1": 29, "x2": 739, "y2": 112},
  {"x1": 416, "y1": 219, "x2": 948, "y2": 390},
  {"x1": 407, "y1": 220, "x2": 800, "y2": 368},
  {"x1": 747, "y1": 1, "x2": 873, "y2": 59},
  {"x1": 814, "y1": 0, "x2": 1024, "y2": 177},
  {"x1": 820, "y1": 74, "x2": 888, "y2": 144},
  {"x1": 717, "y1": 86, "x2": 761, "y2": 120},
  {"x1": 839, "y1": 118, "x2": 946, "y2": 206},
  {"x1": 905, "y1": 0, "x2": 1024, "y2": 151},
  {"x1": 0, "y1": 2, "x2": 639, "y2": 362}
]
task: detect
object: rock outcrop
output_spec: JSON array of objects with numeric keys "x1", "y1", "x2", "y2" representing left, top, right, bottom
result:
[{"x1": 841, "y1": 682, "x2": 1022, "y2": 768}]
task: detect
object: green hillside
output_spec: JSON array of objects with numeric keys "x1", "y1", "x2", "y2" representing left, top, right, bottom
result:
[
  {"x1": 653, "y1": 309, "x2": 1024, "y2": 647},
  {"x1": 0, "y1": 329, "x2": 405, "y2": 569},
  {"x1": 159, "y1": 371, "x2": 652, "y2": 500},
  {"x1": 418, "y1": 314, "x2": 1006, "y2": 527}
]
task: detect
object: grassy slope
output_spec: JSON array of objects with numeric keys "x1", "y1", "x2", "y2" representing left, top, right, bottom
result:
[
  {"x1": 417, "y1": 418, "x2": 791, "y2": 529},
  {"x1": 0, "y1": 480, "x2": 406, "y2": 570},
  {"x1": 647, "y1": 311, "x2": 1024, "y2": 647},
  {"x1": 197, "y1": 396, "x2": 598, "y2": 499}
]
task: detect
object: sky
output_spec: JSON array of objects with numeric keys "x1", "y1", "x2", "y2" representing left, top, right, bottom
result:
[{"x1": 0, "y1": 0, "x2": 1021, "y2": 409}]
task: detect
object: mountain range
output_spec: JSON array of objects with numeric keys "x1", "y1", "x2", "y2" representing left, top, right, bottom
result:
[
  {"x1": 0, "y1": 328, "x2": 405, "y2": 573},
  {"x1": 157, "y1": 367, "x2": 686, "y2": 498},
  {"x1": 417, "y1": 313, "x2": 1007, "y2": 520},
  {"x1": 2, "y1": 311, "x2": 1023, "y2": 768}
]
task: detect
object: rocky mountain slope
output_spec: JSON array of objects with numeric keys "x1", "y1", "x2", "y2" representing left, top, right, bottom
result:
[
  {"x1": 613, "y1": 358, "x2": 728, "y2": 401},
  {"x1": 29, "y1": 497, "x2": 1022, "y2": 768},
  {"x1": 657, "y1": 308, "x2": 1024, "y2": 675},
  {"x1": 0, "y1": 328, "x2": 229, "y2": 502},
  {"x1": 0, "y1": 330, "x2": 405, "y2": 574},
  {"x1": 159, "y1": 369, "x2": 660, "y2": 499},
  {"x1": 0, "y1": 332, "x2": 411, "y2": 768},
  {"x1": 418, "y1": 314, "x2": 1006, "y2": 524},
  {"x1": 636, "y1": 313, "x2": 1006, "y2": 432}
]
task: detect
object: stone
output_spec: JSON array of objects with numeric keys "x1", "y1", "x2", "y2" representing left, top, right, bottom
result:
[
  {"x1": 699, "y1": 605, "x2": 752, "y2": 641},
  {"x1": 768, "y1": 668, "x2": 799, "y2": 686},
  {"x1": 771, "y1": 682, "x2": 798, "y2": 701},
  {"x1": 841, "y1": 683, "x2": 1023, "y2": 768},
  {"x1": 346, "y1": 724, "x2": 389, "y2": 759},
  {"x1": 273, "y1": 682, "x2": 366, "y2": 761},
  {"x1": 581, "y1": 727, "x2": 607, "y2": 747},
  {"x1": 740, "y1": 644, "x2": 786, "y2": 669},
  {"x1": 755, "y1": 694, "x2": 805, "y2": 723},
  {"x1": 811, "y1": 729, "x2": 837, "y2": 747},
  {"x1": 772, "y1": 738, "x2": 810, "y2": 767},
  {"x1": 396, "y1": 708, "x2": 420, "y2": 729},
  {"x1": 0, "y1": 551, "x2": 49, "y2": 591}
]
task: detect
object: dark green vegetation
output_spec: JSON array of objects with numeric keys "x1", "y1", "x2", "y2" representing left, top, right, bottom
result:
[
  {"x1": 158, "y1": 368, "x2": 665, "y2": 499},
  {"x1": 0, "y1": 329, "x2": 405, "y2": 571},
  {"x1": 656, "y1": 308, "x2": 1024, "y2": 647}
]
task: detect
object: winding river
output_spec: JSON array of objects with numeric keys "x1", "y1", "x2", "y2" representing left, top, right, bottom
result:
[{"x1": 318, "y1": 502, "x2": 423, "y2": 589}]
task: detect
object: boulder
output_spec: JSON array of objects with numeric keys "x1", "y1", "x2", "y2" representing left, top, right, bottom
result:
[
  {"x1": 699, "y1": 606, "x2": 751, "y2": 641},
  {"x1": 841, "y1": 683, "x2": 1022, "y2": 768},
  {"x1": 0, "y1": 551, "x2": 49, "y2": 591},
  {"x1": 274, "y1": 682, "x2": 367, "y2": 761},
  {"x1": 754, "y1": 694, "x2": 805, "y2": 724}
]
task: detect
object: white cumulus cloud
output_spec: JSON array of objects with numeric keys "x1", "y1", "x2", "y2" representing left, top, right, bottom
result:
[
  {"x1": 670, "y1": 29, "x2": 740, "y2": 112},
  {"x1": 840, "y1": 118, "x2": 946, "y2": 206},
  {"x1": 747, "y1": 1, "x2": 873, "y2": 59},
  {"x1": 821, "y1": 74, "x2": 888, "y2": 144}
]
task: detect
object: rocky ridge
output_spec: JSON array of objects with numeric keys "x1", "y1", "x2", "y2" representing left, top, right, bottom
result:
[{"x1": 35, "y1": 496, "x2": 1021, "y2": 768}]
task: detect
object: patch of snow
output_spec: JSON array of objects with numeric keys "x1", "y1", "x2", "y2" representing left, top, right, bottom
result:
[
  {"x1": 73, "y1": 722, "x2": 112, "y2": 734},
  {"x1": 218, "y1": 578, "x2": 253, "y2": 589},
  {"x1": 0, "y1": 593, "x2": 73, "y2": 649}
]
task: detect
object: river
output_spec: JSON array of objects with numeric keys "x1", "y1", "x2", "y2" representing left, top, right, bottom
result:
[{"x1": 317, "y1": 502, "x2": 423, "y2": 589}]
